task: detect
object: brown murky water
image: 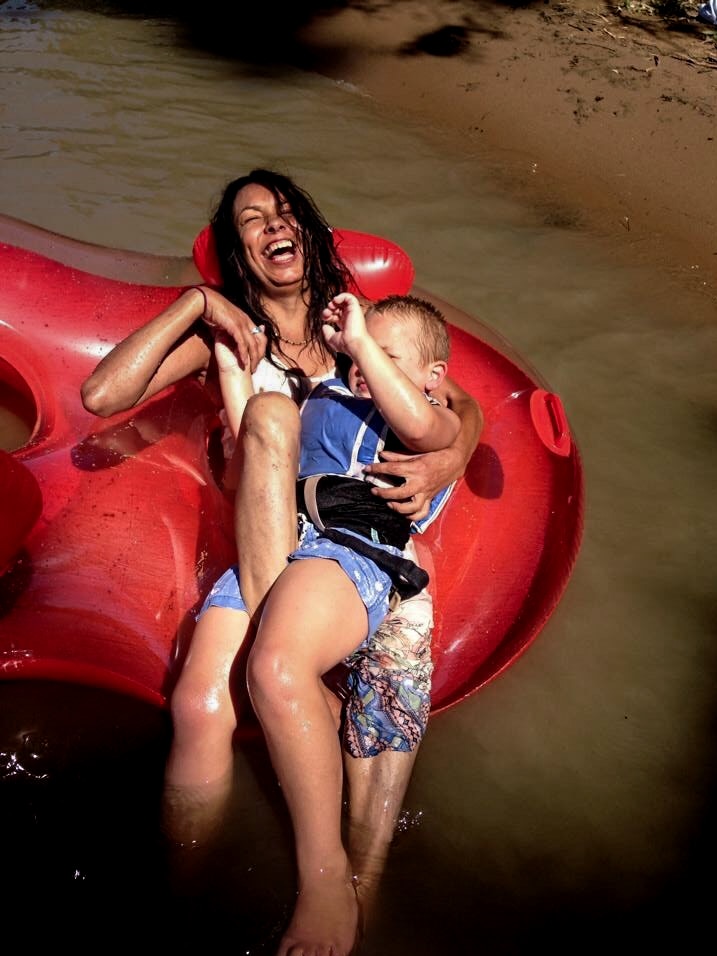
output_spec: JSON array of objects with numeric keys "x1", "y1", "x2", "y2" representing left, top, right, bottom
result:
[{"x1": 1, "y1": 3, "x2": 716, "y2": 953}]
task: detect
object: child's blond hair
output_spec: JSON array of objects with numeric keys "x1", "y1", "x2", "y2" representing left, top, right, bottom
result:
[{"x1": 367, "y1": 294, "x2": 450, "y2": 365}]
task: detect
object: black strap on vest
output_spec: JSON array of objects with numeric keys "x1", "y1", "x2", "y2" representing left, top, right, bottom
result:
[
  {"x1": 298, "y1": 473, "x2": 410, "y2": 549},
  {"x1": 296, "y1": 475, "x2": 429, "y2": 600},
  {"x1": 317, "y1": 526, "x2": 428, "y2": 601}
]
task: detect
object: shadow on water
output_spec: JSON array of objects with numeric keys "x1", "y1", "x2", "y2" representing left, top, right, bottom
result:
[
  {"x1": 8, "y1": 679, "x2": 713, "y2": 952},
  {"x1": 1, "y1": 683, "x2": 169, "y2": 935},
  {"x1": 0, "y1": 680, "x2": 298, "y2": 950},
  {"x1": 30, "y1": 0, "x2": 711, "y2": 64}
]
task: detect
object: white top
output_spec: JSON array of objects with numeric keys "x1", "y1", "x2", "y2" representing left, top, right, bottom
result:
[{"x1": 218, "y1": 355, "x2": 335, "y2": 461}]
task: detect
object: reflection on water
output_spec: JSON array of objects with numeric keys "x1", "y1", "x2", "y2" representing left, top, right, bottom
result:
[{"x1": 1, "y1": 3, "x2": 716, "y2": 953}]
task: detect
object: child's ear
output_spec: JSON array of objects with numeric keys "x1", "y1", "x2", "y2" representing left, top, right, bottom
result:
[{"x1": 425, "y1": 360, "x2": 448, "y2": 393}]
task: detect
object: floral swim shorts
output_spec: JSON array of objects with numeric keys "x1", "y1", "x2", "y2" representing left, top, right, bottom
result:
[{"x1": 341, "y1": 585, "x2": 433, "y2": 758}]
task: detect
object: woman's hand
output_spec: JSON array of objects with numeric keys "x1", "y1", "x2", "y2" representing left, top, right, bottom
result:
[
  {"x1": 198, "y1": 286, "x2": 266, "y2": 374},
  {"x1": 364, "y1": 376, "x2": 482, "y2": 521},
  {"x1": 364, "y1": 445, "x2": 467, "y2": 521}
]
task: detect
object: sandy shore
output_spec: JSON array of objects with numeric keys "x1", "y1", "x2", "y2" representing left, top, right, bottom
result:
[{"x1": 294, "y1": 0, "x2": 717, "y2": 300}]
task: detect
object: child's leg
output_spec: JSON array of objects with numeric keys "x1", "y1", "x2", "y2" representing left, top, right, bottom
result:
[
  {"x1": 247, "y1": 558, "x2": 370, "y2": 956},
  {"x1": 162, "y1": 603, "x2": 251, "y2": 846},
  {"x1": 343, "y1": 585, "x2": 434, "y2": 911}
]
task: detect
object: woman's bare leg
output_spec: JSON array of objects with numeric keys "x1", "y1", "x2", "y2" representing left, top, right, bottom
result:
[
  {"x1": 247, "y1": 559, "x2": 369, "y2": 956},
  {"x1": 232, "y1": 390, "x2": 411, "y2": 939},
  {"x1": 230, "y1": 389, "x2": 343, "y2": 714},
  {"x1": 230, "y1": 392, "x2": 300, "y2": 617},
  {"x1": 162, "y1": 605, "x2": 251, "y2": 847}
]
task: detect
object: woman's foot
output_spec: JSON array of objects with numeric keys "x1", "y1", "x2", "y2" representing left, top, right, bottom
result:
[{"x1": 160, "y1": 772, "x2": 232, "y2": 848}]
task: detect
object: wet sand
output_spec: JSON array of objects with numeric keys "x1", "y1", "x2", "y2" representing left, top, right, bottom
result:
[{"x1": 294, "y1": 0, "x2": 717, "y2": 299}]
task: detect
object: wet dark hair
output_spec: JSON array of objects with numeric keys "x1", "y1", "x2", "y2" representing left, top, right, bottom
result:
[{"x1": 210, "y1": 168, "x2": 353, "y2": 370}]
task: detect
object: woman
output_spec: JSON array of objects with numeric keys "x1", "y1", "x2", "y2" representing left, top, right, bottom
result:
[
  {"x1": 209, "y1": 289, "x2": 460, "y2": 955},
  {"x1": 81, "y1": 168, "x2": 482, "y2": 947}
]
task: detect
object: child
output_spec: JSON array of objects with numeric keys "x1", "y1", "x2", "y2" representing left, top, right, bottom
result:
[{"x1": 293, "y1": 292, "x2": 459, "y2": 611}]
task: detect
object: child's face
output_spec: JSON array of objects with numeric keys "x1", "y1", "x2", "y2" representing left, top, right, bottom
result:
[{"x1": 348, "y1": 311, "x2": 431, "y2": 399}]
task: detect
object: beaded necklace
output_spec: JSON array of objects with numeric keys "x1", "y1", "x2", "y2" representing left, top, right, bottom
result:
[{"x1": 277, "y1": 333, "x2": 310, "y2": 347}]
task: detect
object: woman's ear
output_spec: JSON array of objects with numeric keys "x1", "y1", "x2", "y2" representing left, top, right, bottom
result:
[{"x1": 425, "y1": 360, "x2": 448, "y2": 393}]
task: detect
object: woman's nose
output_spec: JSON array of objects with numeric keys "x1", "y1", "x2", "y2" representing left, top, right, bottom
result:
[{"x1": 265, "y1": 213, "x2": 285, "y2": 232}]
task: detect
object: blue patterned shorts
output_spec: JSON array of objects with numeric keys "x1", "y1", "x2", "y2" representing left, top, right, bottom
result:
[
  {"x1": 198, "y1": 527, "x2": 433, "y2": 757},
  {"x1": 199, "y1": 521, "x2": 397, "y2": 639}
]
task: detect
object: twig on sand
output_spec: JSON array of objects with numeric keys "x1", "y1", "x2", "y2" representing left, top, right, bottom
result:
[
  {"x1": 571, "y1": 39, "x2": 619, "y2": 53},
  {"x1": 670, "y1": 53, "x2": 717, "y2": 69}
]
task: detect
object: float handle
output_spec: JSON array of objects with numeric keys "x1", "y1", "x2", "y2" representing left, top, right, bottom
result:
[{"x1": 529, "y1": 388, "x2": 572, "y2": 457}]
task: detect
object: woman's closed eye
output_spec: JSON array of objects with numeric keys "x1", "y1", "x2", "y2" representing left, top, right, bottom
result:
[{"x1": 239, "y1": 213, "x2": 261, "y2": 227}]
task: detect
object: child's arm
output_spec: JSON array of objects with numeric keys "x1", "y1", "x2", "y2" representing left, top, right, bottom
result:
[
  {"x1": 322, "y1": 293, "x2": 460, "y2": 453},
  {"x1": 364, "y1": 380, "x2": 482, "y2": 520}
]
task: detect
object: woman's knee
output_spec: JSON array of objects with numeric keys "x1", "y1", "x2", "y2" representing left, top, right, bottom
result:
[
  {"x1": 170, "y1": 675, "x2": 236, "y2": 740},
  {"x1": 246, "y1": 639, "x2": 304, "y2": 714},
  {"x1": 246, "y1": 641, "x2": 279, "y2": 705},
  {"x1": 240, "y1": 392, "x2": 300, "y2": 451}
]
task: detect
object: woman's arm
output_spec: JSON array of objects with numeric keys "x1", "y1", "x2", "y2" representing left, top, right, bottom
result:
[
  {"x1": 80, "y1": 287, "x2": 213, "y2": 418},
  {"x1": 363, "y1": 374, "x2": 483, "y2": 519},
  {"x1": 80, "y1": 286, "x2": 266, "y2": 418}
]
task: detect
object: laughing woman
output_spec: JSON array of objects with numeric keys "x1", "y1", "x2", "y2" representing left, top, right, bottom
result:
[{"x1": 81, "y1": 168, "x2": 482, "y2": 947}]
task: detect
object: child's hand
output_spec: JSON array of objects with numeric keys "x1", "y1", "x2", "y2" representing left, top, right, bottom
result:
[{"x1": 322, "y1": 291, "x2": 368, "y2": 353}]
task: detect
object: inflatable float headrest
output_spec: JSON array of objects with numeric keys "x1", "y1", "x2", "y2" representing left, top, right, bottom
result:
[{"x1": 192, "y1": 224, "x2": 415, "y2": 301}]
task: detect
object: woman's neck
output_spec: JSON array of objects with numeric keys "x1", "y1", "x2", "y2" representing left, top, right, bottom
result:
[
  {"x1": 264, "y1": 290, "x2": 309, "y2": 342},
  {"x1": 262, "y1": 291, "x2": 335, "y2": 377},
  {"x1": 275, "y1": 339, "x2": 334, "y2": 378}
]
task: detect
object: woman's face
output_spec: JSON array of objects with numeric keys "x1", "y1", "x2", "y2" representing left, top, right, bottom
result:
[{"x1": 233, "y1": 183, "x2": 304, "y2": 293}]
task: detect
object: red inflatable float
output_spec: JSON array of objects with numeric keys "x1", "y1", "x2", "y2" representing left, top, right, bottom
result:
[{"x1": 0, "y1": 215, "x2": 584, "y2": 714}]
